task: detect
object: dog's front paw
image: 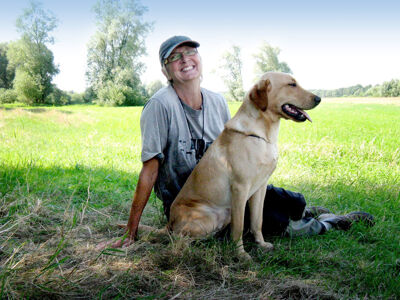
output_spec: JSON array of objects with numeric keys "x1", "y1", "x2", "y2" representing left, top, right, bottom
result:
[
  {"x1": 238, "y1": 250, "x2": 252, "y2": 261},
  {"x1": 258, "y1": 241, "x2": 274, "y2": 252}
]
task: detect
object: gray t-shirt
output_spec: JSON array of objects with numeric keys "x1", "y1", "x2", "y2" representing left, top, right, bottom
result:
[{"x1": 140, "y1": 85, "x2": 231, "y2": 217}]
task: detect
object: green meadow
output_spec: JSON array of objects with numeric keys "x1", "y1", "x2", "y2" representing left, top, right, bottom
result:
[{"x1": 0, "y1": 99, "x2": 399, "y2": 299}]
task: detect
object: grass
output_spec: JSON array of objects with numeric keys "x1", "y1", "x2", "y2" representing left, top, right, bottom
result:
[{"x1": 0, "y1": 99, "x2": 399, "y2": 299}]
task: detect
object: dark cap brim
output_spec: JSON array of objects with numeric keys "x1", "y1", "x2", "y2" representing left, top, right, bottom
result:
[
  {"x1": 164, "y1": 40, "x2": 200, "y2": 59},
  {"x1": 160, "y1": 37, "x2": 200, "y2": 65}
]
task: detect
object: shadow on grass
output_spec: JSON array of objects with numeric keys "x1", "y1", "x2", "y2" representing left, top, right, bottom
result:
[
  {"x1": 0, "y1": 162, "x2": 399, "y2": 299},
  {"x1": 0, "y1": 162, "x2": 141, "y2": 208},
  {"x1": 1, "y1": 103, "x2": 92, "y2": 112},
  {"x1": 23, "y1": 108, "x2": 74, "y2": 114},
  {"x1": 0, "y1": 106, "x2": 16, "y2": 111}
]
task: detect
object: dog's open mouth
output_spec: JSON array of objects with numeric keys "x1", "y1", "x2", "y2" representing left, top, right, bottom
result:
[{"x1": 282, "y1": 104, "x2": 312, "y2": 122}]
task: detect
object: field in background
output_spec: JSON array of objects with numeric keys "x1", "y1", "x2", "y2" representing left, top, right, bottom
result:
[
  {"x1": 0, "y1": 99, "x2": 399, "y2": 299},
  {"x1": 323, "y1": 97, "x2": 400, "y2": 105}
]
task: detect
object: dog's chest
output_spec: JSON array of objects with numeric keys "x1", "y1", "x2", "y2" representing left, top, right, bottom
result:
[
  {"x1": 256, "y1": 142, "x2": 277, "y2": 174},
  {"x1": 228, "y1": 138, "x2": 278, "y2": 181},
  {"x1": 264, "y1": 143, "x2": 278, "y2": 168},
  {"x1": 254, "y1": 141, "x2": 278, "y2": 169}
]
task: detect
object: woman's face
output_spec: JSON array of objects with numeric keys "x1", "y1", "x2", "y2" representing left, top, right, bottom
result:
[{"x1": 164, "y1": 45, "x2": 202, "y2": 85}]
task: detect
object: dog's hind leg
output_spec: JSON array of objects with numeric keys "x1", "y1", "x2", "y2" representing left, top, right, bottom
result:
[{"x1": 170, "y1": 204, "x2": 228, "y2": 238}]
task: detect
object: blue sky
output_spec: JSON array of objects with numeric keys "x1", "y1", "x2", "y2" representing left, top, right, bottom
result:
[{"x1": 1, "y1": 0, "x2": 399, "y2": 92}]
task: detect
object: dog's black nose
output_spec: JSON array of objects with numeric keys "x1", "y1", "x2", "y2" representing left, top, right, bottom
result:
[{"x1": 314, "y1": 96, "x2": 321, "y2": 104}]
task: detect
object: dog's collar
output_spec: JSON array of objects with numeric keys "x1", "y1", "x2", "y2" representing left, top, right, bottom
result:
[
  {"x1": 248, "y1": 134, "x2": 267, "y2": 141},
  {"x1": 228, "y1": 128, "x2": 269, "y2": 143}
]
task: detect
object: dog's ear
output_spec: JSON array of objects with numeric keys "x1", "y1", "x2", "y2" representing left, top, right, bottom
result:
[{"x1": 249, "y1": 79, "x2": 270, "y2": 111}]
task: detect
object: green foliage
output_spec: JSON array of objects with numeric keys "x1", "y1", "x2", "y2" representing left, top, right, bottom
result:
[
  {"x1": 364, "y1": 85, "x2": 382, "y2": 97},
  {"x1": 45, "y1": 86, "x2": 71, "y2": 105},
  {"x1": 146, "y1": 80, "x2": 164, "y2": 98},
  {"x1": 16, "y1": 1, "x2": 58, "y2": 45},
  {"x1": 6, "y1": 2, "x2": 59, "y2": 104},
  {"x1": 68, "y1": 92, "x2": 85, "y2": 104},
  {"x1": 312, "y1": 84, "x2": 373, "y2": 98},
  {"x1": 96, "y1": 82, "x2": 146, "y2": 106},
  {"x1": 86, "y1": 0, "x2": 152, "y2": 106},
  {"x1": 96, "y1": 82, "x2": 127, "y2": 106},
  {"x1": 83, "y1": 87, "x2": 96, "y2": 103},
  {"x1": 0, "y1": 88, "x2": 17, "y2": 103},
  {"x1": 253, "y1": 42, "x2": 292, "y2": 78},
  {"x1": 95, "y1": 67, "x2": 147, "y2": 106},
  {"x1": 312, "y1": 79, "x2": 400, "y2": 97},
  {"x1": 380, "y1": 79, "x2": 400, "y2": 97},
  {"x1": 219, "y1": 45, "x2": 245, "y2": 102},
  {"x1": 13, "y1": 69, "x2": 43, "y2": 104},
  {"x1": 0, "y1": 43, "x2": 16, "y2": 89}
]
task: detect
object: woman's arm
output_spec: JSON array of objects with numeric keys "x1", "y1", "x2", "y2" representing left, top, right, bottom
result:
[{"x1": 109, "y1": 158, "x2": 159, "y2": 248}]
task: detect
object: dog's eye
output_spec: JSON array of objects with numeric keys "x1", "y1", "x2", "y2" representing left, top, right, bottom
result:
[{"x1": 288, "y1": 83, "x2": 297, "y2": 87}]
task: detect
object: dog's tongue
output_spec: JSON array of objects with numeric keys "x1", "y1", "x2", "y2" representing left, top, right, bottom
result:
[{"x1": 298, "y1": 108, "x2": 312, "y2": 122}]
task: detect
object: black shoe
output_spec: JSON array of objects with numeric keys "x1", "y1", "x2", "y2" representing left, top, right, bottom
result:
[
  {"x1": 320, "y1": 211, "x2": 375, "y2": 231},
  {"x1": 346, "y1": 211, "x2": 375, "y2": 227},
  {"x1": 304, "y1": 206, "x2": 332, "y2": 218}
]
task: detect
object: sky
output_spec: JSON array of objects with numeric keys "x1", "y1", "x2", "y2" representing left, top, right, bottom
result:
[{"x1": 0, "y1": 0, "x2": 399, "y2": 93}]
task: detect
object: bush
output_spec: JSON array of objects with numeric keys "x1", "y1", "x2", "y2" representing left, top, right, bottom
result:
[
  {"x1": 13, "y1": 70, "x2": 43, "y2": 104},
  {"x1": 92, "y1": 67, "x2": 147, "y2": 106},
  {"x1": 68, "y1": 92, "x2": 85, "y2": 104},
  {"x1": 83, "y1": 87, "x2": 95, "y2": 103},
  {"x1": 381, "y1": 79, "x2": 400, "y2": 97},
  {"x1": 0, "y1": 88, "x2": 17, "y2": 103},
  {"x1": 96, "y1": 82, "x2": 126, "y2": 106},
  {"x1": 45, "y1": 87, "x2": 71, "y2": 105},
  {"x1": 365, "y1": 85, "x2": 382, "y2": 97},
  {"x1": 96, "y1": 81, "x2": 146, "y2": 106}
]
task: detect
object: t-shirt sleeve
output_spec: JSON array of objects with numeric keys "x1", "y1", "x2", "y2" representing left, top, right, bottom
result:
[{"x1": 140, "y1": 99, "x2": 169, "y2": 163}]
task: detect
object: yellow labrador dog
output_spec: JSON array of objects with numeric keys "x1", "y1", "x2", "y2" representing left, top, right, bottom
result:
[{"x1": 168, "y1": 72, "x2": 321, "y2": 258}]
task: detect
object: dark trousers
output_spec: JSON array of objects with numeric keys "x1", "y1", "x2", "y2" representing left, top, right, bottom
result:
[{"x1": 241, "y1": 185, "x2": 306, "y2": 236}]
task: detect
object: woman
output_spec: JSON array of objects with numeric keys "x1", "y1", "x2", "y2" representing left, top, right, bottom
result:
[{"x1": 110, "y1": 36, "x2": 373, "y2": 248}]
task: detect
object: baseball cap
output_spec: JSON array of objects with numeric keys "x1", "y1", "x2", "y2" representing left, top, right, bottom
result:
[{"x1": 159, "y1": 35, "x2": 200, "y2": 65}]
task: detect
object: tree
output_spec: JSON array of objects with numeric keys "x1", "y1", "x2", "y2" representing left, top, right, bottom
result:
[
  {"x1": 86, "y1": 0, "x2": 151, "y2": 106},
  {"x1": 146, "y1": 80, "x2": 164, "y2": 98},
  {"x1": 16, "y1": 1, "x2": 57, "y2": 45},
  {"x1": 8, "y1": 1, "x2": 59, "y2": 104},
  {"x1": 0, "y1": 43, "x2": 16, "y2": 89},
  {"x1": 381, "y1": 79, "x2": 400, "y2": 97},
  {"x1": 8, "y1": 39, "x2": 58, "y2": 104},
  {"x1": 253, "y1": 42, "x2": 292, "y2": 78},
  {"x1": 219, "y1": 45, "x2": 245, "y2": 102}
]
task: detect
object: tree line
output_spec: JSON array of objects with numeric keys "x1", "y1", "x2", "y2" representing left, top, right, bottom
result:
[
  {"x1": 0, "y1": 0, "x2": 153, "y2": 106},
  {"x1": 311, "y1": 80, "x2": 400, "y2": 98},
  {"x1": 1, "y1": 0, "x2": 399, "y2": 106},
  {"x1": 0, "y1": 0, "x2": 296, "y2": 106},
  {"x1": 219, "y1": 45, "x2": 400, "y2": 100}
]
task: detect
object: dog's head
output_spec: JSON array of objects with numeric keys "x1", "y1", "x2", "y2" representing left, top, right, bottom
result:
[{"x1": 249, "y1": 72, "x2": 321, "y2": 122}]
